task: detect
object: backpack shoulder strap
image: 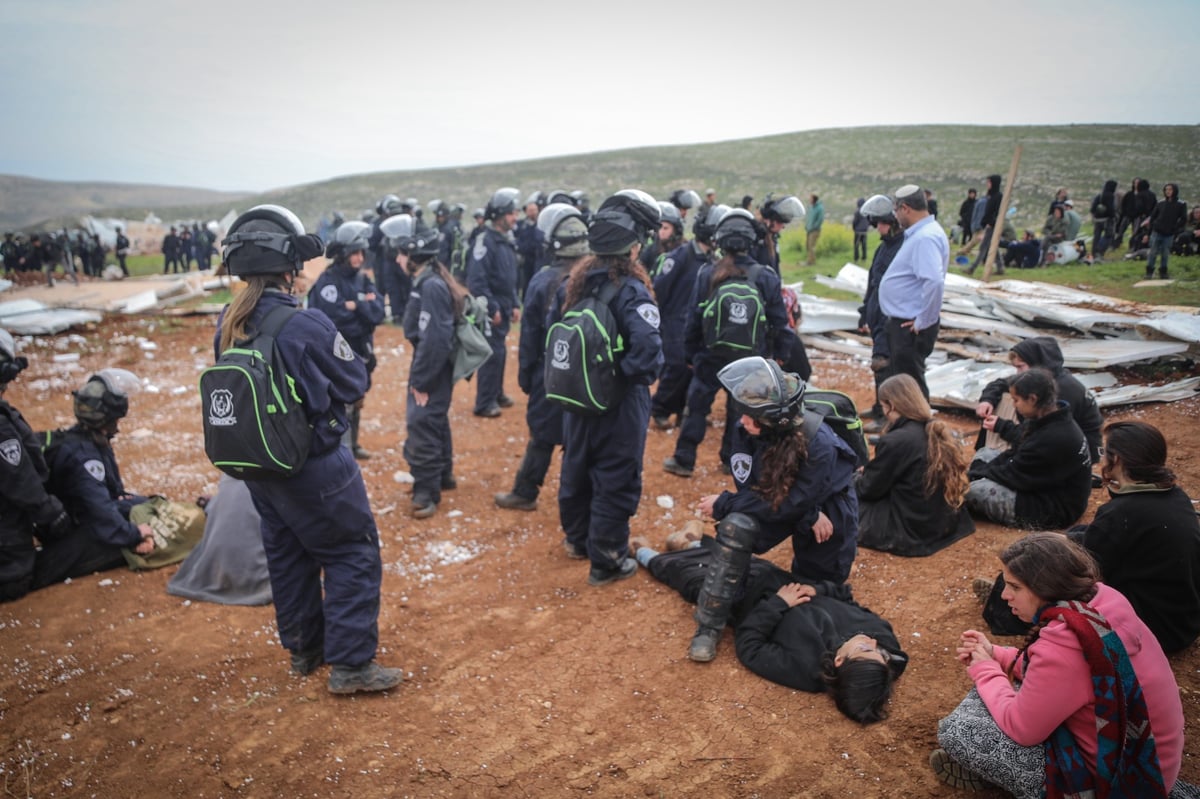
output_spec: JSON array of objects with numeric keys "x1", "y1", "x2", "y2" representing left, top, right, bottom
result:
[
  {"x1": 257, "y1": 304, "x2": 299, "y2": 339},
  {"x1": 594, "y1": 279, "x2": 621, "y2": 307}
]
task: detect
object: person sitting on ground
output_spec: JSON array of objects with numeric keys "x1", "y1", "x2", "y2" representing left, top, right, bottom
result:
[
  {"x1": 973, "y1": 336, "x2": 1103, "y2": 465},
  {"x1": 855, "y1": 374, "x2": 974, "y2": 557},
  {"x1": 633, "y1": 534, "x2": 906, "y2": 724},
  {"x1": 1173, "y1": 205, "x2": 1200, "y2": 257},
  {"x1": 0, "y1": 329, "x2": 72, "y2": 602},
  {"x1": 36, "y1": 369, "x2": 156, "y2": 588},
  {"x1": 1065, "y1": 421, "x2": 1200, "y2": 654},
  {"x1": 999, "y1": 229, "x2": 1041, "y2": 269},
  {"x1": 933, "y1": 532, "x2": 1185, "y2": 798},
  {"x1": 681, "y1": 355, "x2": 859, "y2": 663},
  {"x1": 966, "y1": 369, "x2": 1092, "y2": 530},
  {"x1": 1038, "y1": 204, "x2": 1068, "y2": 265}
]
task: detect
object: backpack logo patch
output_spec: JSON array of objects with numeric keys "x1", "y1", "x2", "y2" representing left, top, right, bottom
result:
[
  {"x1": 731, "y1": 453, "x2": 753, "y2": 484},
  {"x1": 0, "y1": 438, "x2": 21, "y2": 467},
  {"x1": 551, "y1": 339, "x2": 571, "y2": 370},
  {"x1": 319, "y1": 284, "x2": 338, "y2": 304},
  {"x1": 333, "y1": 333, "x2": 355, "y2": 361},
  {"x1": 637, "y1": 303, "x2": 660, "y2": 328},
  {"x1": 208, "y1": 389, "x2": 236, "y2": 427},
  {"x1": 84, "y1": 459, "x2": 106, "y2": 482},
  {"x1": 728, "y1": 301, "x2": 748, "y2": 324}
]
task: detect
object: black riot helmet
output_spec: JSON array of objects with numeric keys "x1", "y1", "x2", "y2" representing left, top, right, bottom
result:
[
  {"x1": 524, "y1": 190, "x2": 547, "y2": 209},
  {"x1": 325, "y1": 220, "x2": 371, "y2": 260},
  {"x1": 222, "y1": 205, "x2": 324, "y2": 277},
  {"x1": 713, "y1": 208, "x2": 761, "y2": 252},
  {"x1": 718, "y1": 356, "x2": 806, "y2": 429},
  {"x1": 692, "y1": 203, "x2": 731, "y2": 245},
  {"x1": 73, "y1": 368, "x2": 140, "y2": 431},
  {"x1": 538, "y1": 203, "x2": 589, "y2": 258},
  {"x1": 547, "y1": 189, "x2": 574, "y2": 206},
  {"x1": 484, "y1": 187, "x2": 521, "y2": 220},
  {"x1": 377, "y1": 194, "x2": 401, "y2": 216},
  {"x1": 860, "y1": 194, "x2": 897, "y2": 227},
  {"x1": 0, "y1": 328, "x2": 29, "y2": 386},
  {"x1": 588, "y1": 190, "x2": 660, "y2": 255},
  {"x1": 669, "y1": 189, "x2": 702, "y2": 211},
  {"x1": 761, "y1": 194, "x2": 806, "y2": 224},
  {"x1": 657, "y1": 202, "x2": 684, "y2": 237},
  {"x1": 427, "y1": 199, "x2": 448, "y2": 219}
]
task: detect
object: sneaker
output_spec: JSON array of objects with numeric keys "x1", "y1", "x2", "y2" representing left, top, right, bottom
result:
[
  {"x1": 494, "y1": 491, "x2": 537, "y2": 511},
  {"x1": 441, "y1": 474, "x2": 458, "y2": 491},
  {"x1": 662, "y1": 456, "x2": 693, "y2": 478},
  {"x1": 587, "y1": 557, "x2": 637, "y2": 586},
  {"x1": 688, "y1": 626, "x2": 721, "y2": 662},
  {"x1": 497, "y1": 394, "x2": 515, "y2": 408},
  {"x1": 351, "y1": 445, "x2": 372, "y2": 460},
  {"x1": 412, "y1": 496, "x2": 437, "y2": 519},
  {"x1": 929, "y1": 749, "x2": 988, "y2": 792},
  {"x1": 474, "y1": 405, "x2": 502, "y2": 418},
  {"x1": 328, "y1": 662, "x2": 404, "y2": 695},
  {"x1": 652, "y1": 415, "x2": 674, "y2": 430},
  {"x1": 562, "y1": 540, "x2": 588, "y2": 560},
  {"x1": 972, "y1": 578, "x2": 994, "y2": 602},
  {"x1": 290, "y1": 648, "x2": 324, "y2": 676}
]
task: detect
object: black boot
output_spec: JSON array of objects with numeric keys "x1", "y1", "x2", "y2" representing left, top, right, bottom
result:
[
  {"x1": 349, "y1": 405, "x2": 370, "y2": 460},
  {"x1": 688, "y1": 513, "x2": 757, "y2": 662}
]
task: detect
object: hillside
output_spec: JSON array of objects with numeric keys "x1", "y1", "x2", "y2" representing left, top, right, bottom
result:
[{"x1": 12, "y1": 124, "x2": 1200, "y2": 232}]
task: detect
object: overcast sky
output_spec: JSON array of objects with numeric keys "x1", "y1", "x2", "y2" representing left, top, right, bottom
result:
[{"x1": 1, "y1": 0, "x2": 1194, "y2": 193}]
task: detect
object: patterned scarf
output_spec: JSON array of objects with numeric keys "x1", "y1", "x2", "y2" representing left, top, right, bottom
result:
[{"x1": 1038, "y1": 600, "x2": 1166, "y2": 799}]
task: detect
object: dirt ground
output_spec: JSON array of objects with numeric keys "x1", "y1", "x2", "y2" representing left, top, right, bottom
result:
[{"x1": 1, "y1": 309, "x2": 1198, "y2": 799}]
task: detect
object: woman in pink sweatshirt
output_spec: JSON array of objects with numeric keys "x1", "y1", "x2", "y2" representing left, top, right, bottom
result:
[{"x1": 932, "y1": 532, "x2": 1184, "y2": 798}]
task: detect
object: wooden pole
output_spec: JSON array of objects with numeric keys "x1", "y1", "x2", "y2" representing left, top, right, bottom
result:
[{"x1": 982, "y1": 144, "x2": 1022, "y2": 281}]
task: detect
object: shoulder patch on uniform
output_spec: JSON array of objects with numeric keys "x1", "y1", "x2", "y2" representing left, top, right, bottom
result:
[
  {"x1": 660, "y1": 257, "x2": 675, "y2": 275},
  {"x1": 319, "y1": 284, "x2": 339, "y2": 304},
  {"x1": 332, "y1": 332, "x2": 356, "y2": 361},
  {"x1": 731, "y1": 453, "x2": 753, "y2": 484},
  {"x1": 84, "y1": 458, "x2": 106, "y2": 482},
  {"x1": 0, "y1": 438, "x2": 21, "y2": 467},
  {"x1": 473, "y1": 235, "x2": 488, "y2": 261},
  {"x1": 636, "y1": 303, "x2": 660, "y2": 329},
  {"x1": 418, "y1": 310, "x2": 430, "y2": 332}
]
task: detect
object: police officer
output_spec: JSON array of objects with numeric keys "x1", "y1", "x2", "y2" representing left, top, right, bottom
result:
[
  {"x1": 216, "y1": 204, "x2": 401, "y2": 695},
  {"x1": 494, "y1": 203, "x2": 590, "y2": 512},
  {"x1": 663, "y1": 208, "x2": 795, "y2": 477},
  {"x1": 857, "y1": 195, "x2": 904, "y2": 427},
  {"x1": 309, "y1": 221, "x2": 386, "y2": 459},
  {"x1": 466, "y1": 187, "x2": 522, "y2": 417},
  {"x1": 368, "y1": 194, "x2": 406, "y2": 322},
  {"x1": 37, "y1": 369, "x2": 157, "y2": 589},
  {"x1": 668, "y1": 189, "x2": 702, "y2": 221},
  {"x1": 756, "y1": 194, "x2": 811, "y2": 380},
  {"x1": 0, "y1": 329, "x2": 72, "y2": 602},
  {"x1": 515, "y1": 191, "x2": 545, "y2": 298},
  {"x1": 639, "y1": 202, "x2": 684, "y2": 275},
  {"x1": 649, "y1": 204, "x2": 725, "y2": 430},
  {"x1": 551, "y1": 190, "x2": 664, "y2": 586}
]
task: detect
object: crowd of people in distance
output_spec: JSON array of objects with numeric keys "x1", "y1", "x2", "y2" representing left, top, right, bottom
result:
[{"x1": 2, "y1": 176, "x2": 1198, "y2": 796}]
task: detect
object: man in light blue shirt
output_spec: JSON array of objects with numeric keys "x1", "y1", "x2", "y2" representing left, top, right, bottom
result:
[{"x1": 878, "y1": 184, "x2": 948, "y2": 399}]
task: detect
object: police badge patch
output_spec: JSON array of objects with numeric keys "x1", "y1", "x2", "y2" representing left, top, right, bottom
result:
[
  {"x1": 0, "y1": 438, "x2": 21, "y2": 467},
  {"x1": 333, "y1": 332, "x2": 356, "y2": 361},
  {"x1": 473, "y1": 235, "x2": 488, "y2": 261},
  {"x1": 84, "y1": 458, "x2": 106, "y2": 482},
  {"x1": 637, "y1": 304, "x2": 660, "y2": 329},
  {"x1": 730, "y1": 453, "x2": 753, "y2": 484},
  {"x1": 660, "y1": 257, "x2": 675, "y2": 275},
  {"x1": 319, "y1": 284, "x2": 339, "y2": 304},
  {"x1": 418, "y1": 311, "x2": 431, "y2": 332}
]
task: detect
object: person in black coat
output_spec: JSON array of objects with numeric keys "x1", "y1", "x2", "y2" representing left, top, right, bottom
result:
[
  {"x1": 1089, "y1": 179, "x2": 1118, "y2": 258},
  {"x1": 636, "y1": 540, "x2": 907, "y2": 723},
  {"x1": 956, "y1": 189, "x2": 977, "y2": 246},
  {"x1": 856, "y1": 374, "x2": 974, "y2": 557},
  {"x1": 1066, "y1": 421, "x2": 1200, "y2": 654},
  {"x1": 966, "y1": 369, "x2": 1092, "y2": 529},
  {"x1": 1143, "y1": 182, "x2": 1187, "y2": 279},
  {"x1": 974, "y1": 336, "x2": 1103, "y2": 464}
]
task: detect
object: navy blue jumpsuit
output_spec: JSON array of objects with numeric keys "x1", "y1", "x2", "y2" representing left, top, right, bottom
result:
[
  {"x1": 650, "y1": 240, "x2": 709, "y2": 423},
  {"x1": 214, "y1": 290, "x2": 381, "y2": 669},
  {"x1": 308, "y1": 259, "x2": 386, "y2": 384},
  {"x1": 552, "y1": 268, "x2": 663, "y2": 571},
  {"x1": 466, "y1": 226, "x2": 519, "y2": 413},
  {"x1": 713, "y1": 421, "x2": 859, "y2": 584},
  {"x1": 672, "y1": 255, "x2": 794, "y2": 470},
  {"x1": 401, "y1": 265, "x2": 457, "y2": 507},
  {"x1": 508, "y1": 259, "x2": 572, "y2": 501}
]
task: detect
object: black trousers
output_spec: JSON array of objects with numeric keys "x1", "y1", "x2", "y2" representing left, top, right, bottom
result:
[{"x1": 884, "y1": 317, "x2": 939, "y2": 399}]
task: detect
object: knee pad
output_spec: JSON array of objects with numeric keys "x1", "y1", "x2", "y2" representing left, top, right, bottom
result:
[{"x1": 715, "y1": 512, "x2": 759, "y2": 552}]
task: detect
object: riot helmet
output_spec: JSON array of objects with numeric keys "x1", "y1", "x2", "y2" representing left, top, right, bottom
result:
[
  {"x1": 326, "y1": 220, "x2": 371, "y2": 260},
  {"x1": 427, "y1": 199, "x2": 448, "y2": 218},
  {"x1": 717, "y1": 356, "x2": 805, "y2": 428},
  {"x1": 669, "y1": 189, "x2": 702, "y2": 211},
  {"x1": 406, "y1": 223, "x2": 442, "y2": 259},
  {"x1": 569, "y1": 190, "x2": 590, "y2": 210},
  {"x1": 524, "y1": 190, "x2": 547, "y2": 209},
  {"x1": 222, "y1": 205, "x2": 324, "y2": 277},
  {"x1": 861, "y1": 194, "x2": 897, "y2": 226},
  {"x1": 538, "y1": 203, "x2": 589, "y2": 258},
  {"x1": 713, "y1": 208, "x2": 760, "y2": 252},
  {"x1": 484, "y1": 187, "x2": 521, "y2": 220},
  {"x1": 657, "y1": 202, "x2": 684, "y2": 237},
  {"x1": 0, "y1": 328, "x2": 28, "y2": 386},
  {"x1": 73, "y1": 368, "x2": 140, "y2": 430},
  {"x1": 472, "y1": 208, "x2": 485, "y2": 222},
  {"x1": 692, "y1": 203, "x2": 731, "y2": 245},
  {"x1": 588, "y1": 190, "x2": 660, "y2": 255},
  {"x1": 377, "y1": 194, "x2": 401, "y2": 215},
  {"x1": 761, "y1": 194, "x2": 806, "y2": 224},
  {"x1": 547, "y1": 189, "x2": 574, "y2": 206},
  {"x1": 379, "y1": 214, "x2": 415, "y2": 249}
]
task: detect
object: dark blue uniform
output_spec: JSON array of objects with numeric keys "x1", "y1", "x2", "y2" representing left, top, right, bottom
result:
[
  {"x1": 713, "y1": 421, "x2": 859, "y2": 584},
  {"x1": 37, "y1": 426, "x2": 150, "y2": 588},
  {"x1": 215, "y1": 290, "x2": 381, "y2": 669},
  {"x1": 650, "y1": 240, "x2": 709, "y2": 423},
  {"x1": 466, "y1": 226, "x2": 519, "y2": 413},
  {"x1": 401, "y1": 266, "x2": 457, "y2": 506},
  {"x1": 0, "y1": 399, "x2": 67, "y2": 601},
  {"x1": 308, "y1": 260, "x2": 386, "y2": 382},
  {"x1": 507, "y1": 260, "x2": 572, "y2": 501},
  {"x1": 552, "y1": 268, "x2": 663, "y2": 572},
  {"x1": 672, "y1": 255, "x2": 795, "y2": 470},
  {"x1": 514, "y1": 217, "x2": 544, "y2": 299},
  {"x1": 380, "y1": 243, "x2": 412, "y2": 323}
]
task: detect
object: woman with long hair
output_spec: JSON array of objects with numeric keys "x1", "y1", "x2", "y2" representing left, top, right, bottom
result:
[
  {"x1": 933, "y1": 532, "x2": 1184, "y2": 798},
  {"x1": 856, "y1": 373, "x2": 974, "y2": 556}
]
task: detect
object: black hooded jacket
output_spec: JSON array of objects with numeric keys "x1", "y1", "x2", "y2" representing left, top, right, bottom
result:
[
  {"x1": 1148, "y1": 183, "x2": 1188, "y2": 236},
  {"x1": 981, "y1": 175, "x2": 1002, "y2": 228},
  {"x1": 1091, "y1": 180, "x2": 1118, "y2": 220},
  {"x1": 978, "y1": 336, "x2": 1104, "y2": 462}
]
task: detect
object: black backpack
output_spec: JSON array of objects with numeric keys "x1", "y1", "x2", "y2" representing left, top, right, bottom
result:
[
  {"x1": 700, "y1": 264, "x2": 767, "y2": 357},
  {"x1": 199, "y1": 306, "x2": 311, "y2": 480},
  {"x1": 543, "y1": 281, "x2": 625, "y2": 415},
  {"x1": 801, "y1": 388, "x2": 869, "y2": 467}
]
